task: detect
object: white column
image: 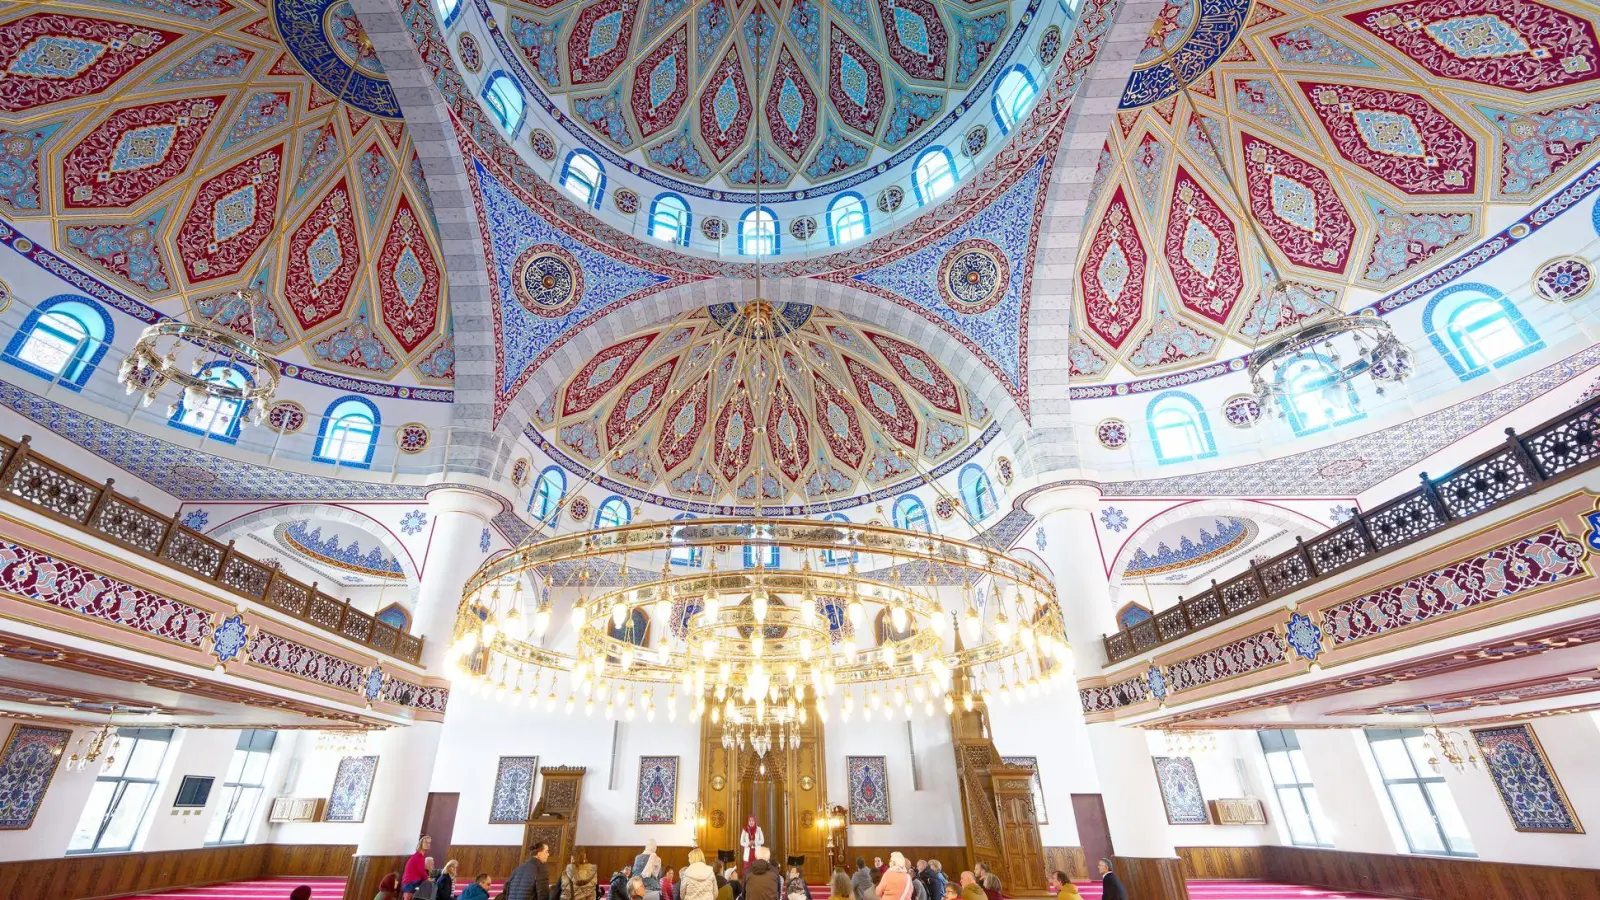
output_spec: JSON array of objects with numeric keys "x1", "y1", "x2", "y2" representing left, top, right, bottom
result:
[
  {"x1": 1024, "y1": 486, "x2": 1118, "y2": 673},
  {"x1": 354, "y1": 487, "x2": 499, "y2": 856},
  {"x1": 1087, "y1": 723, "x2": 1178, "y2": 859}
]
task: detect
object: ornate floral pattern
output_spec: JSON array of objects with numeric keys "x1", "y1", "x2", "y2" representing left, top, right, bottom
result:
[
  {"x1": 635, "y1": 756, "x2": 679, "y2": 823},
  {"x1": 1532, "y1": 256, "x2": 1594, "y2": 303},
  {"x1": 491, "y1": 756, "x2": 539, "y2": 823},
  {"x1": 326, "y1": 755, "x2": 379, "y2": 822},
  {"x1": 1473, "y1": 724, "x2": 1583, "y2": 833},
  {"x1": 1285, "y1": 611, "x2": 1322, "y2": 661},
  {"x1": 1096, "y1": 418, "x2": 1129, "y2": 448},
  {"x1": 1165, "y1": 629, "x2": 1288, "y2": 693},
  {"x1": 0, "y1": 540, "x2": 212, "y2": 648},
  {"x1": 1153, "y1": 756, "x2": 1209, "y2": 824},
  {"x1": 0, "y1": 724, "x2": 69, "y2": 830},
  {"x1": 848, "y1": 755, "x2": 891, "y2": 823}
]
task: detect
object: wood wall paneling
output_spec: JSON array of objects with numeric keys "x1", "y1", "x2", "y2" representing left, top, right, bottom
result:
[
  {"x1": 1112, "y1": 856, "x2": 1189, "y2": 900},
  {"x1": 343, "y1": 854, "x2": 412, "y2": 900},
  {"x1": 1177, "y1": 847, "x2": 1263, "y2": 880},
  {"x1": 1069, "y1": 795, "x2": 1111, "y2": 879},
  {"x1": 1261, "y1": 846, "x2": 1600, "y2": 900},
  {"x1": 0, "y1": 844, "x2": 269, "y2": 900},
  {"x1": 1042, "y1": 847, "x2": 1089, "y2": 882},
  {"x1": 265, "y1": 843, "x2": 358, "y2": 876}
]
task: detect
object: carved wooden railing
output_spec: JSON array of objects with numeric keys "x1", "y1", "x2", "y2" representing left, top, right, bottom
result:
[
  {"x1": 1102, "y1": 393, "x2": 1600, "y2": 663},
  {"x1": 0, "y1": 433, "x2": 423, "y2": 664}
]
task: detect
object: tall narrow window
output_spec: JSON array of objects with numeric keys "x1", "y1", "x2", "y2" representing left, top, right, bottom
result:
[
  {"x1": 1365, "y1": 729, "x2": 1476, "y2": 857},
  {"x1": 3, "y1": 295, "x2": 113, "y2": 391},
  {"x1": 1258, "y1": 730, "x2": 1331, "y2": 848},
  {"x1": 562, "y1": 150, "x2": 605, "y2": 209},
  {"x1": 649, "y1": 193, "x2": 691, "y2": 245},
  {"x1": 1423, "y1": 283, "x2": 1542, "y2": 380},
  {"x1": 745, "y1": 542, "x2": 782, "y2": 568},
  {"x1": 1278, "y1": 355, "x2": 1364, "y2": 436},
  {"x1": 959, "y1": 464, "x2": 994, "y2": 520},
  {"x1": 893, "y1": 495, "x2": 931, "y2": 532},
  {"x1": 827, "y1": 193, "x2": 870, "y2": 245},
  {"x1": 820, "y1": 513, "x2": 856, "y2": 566},
  {"x1": 595, "y1": 496, "x2": 632, "y2": 529},
  {"x1": 993, "y1": 66, "x2": 1038, "y2": 134},
  {"x1": 314, "y1": 397, "x2": 380, "y2": 468},
  {"x1": 69, "y1": 728, "x2": 174, "y2": 853},
  {"x1": 205, "y1": 730, "x2": 276, "y2": 845},
  {"x1": 169, "y1": 364, "x2": 251, "y2": 444},
  {"x1": 529, "y1": 466, "x2": 565, "y2": 524},
  {"x1": 740, "y1": 206, "x2": 779, "y2": 256},
  {"x1": 482, "y1": 71, "x2": 526, "y2": 134},
  {"x1": 913, "y1": 148, "x2": 956, "y2": 205},
  {"x1": 435, "y1": 0, "x2": 461, "y2": 25},
  {"x1": 670, "y1": 514, "x2": 701, "y2": 566},
  {"x1": 1146, "y1": 391, "x2": 1216, "y2": 464}
]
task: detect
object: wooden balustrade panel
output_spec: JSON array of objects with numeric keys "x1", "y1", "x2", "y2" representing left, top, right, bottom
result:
[
  {"x1": 1042, "y1": 847, "x2": 1089, "y2": 882},
  {"x1": 1261, "y1": 846, "x2": 1600, "y2": 900},
  {"x1": 265, "y1": 843, "x2": 358, "y2": 876},
  {"x1": 1177, "y1": 847, "x2": 1262, "y2": 880}
]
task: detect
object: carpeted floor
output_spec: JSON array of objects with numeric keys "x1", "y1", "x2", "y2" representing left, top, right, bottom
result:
[{"x1": 102, "y1": 876, "x2": 1393, "y2": 900}]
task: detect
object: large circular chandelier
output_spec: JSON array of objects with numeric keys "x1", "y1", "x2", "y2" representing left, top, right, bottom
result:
[
  {"x1": 445, "y1": 517, "x2": 1072, "y2": 730},
  {"x1": 117, "y1": 290, "x2": 280, "y2": 426},
  {"x1": 1244, "y1": 285, "x2": 1414, "y2": 420}
]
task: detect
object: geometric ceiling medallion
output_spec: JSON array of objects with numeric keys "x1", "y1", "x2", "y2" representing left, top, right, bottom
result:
[
  {"x1": 631, "y1": 26, "x2": 689, "y2": 140},
  {"x1": 567, "y1": 0, "x2": 641, "y2": 85},
  {"x1": 1297, "y1": 81, "x2": 1476, "y2": 195},
  {"x1": 876, "y1": 0, "x2": 949, "y2": 82},
  {"x1": 1163, "y1": 167, "x2": 1243, "y2": 326},
  {"x1": 937, "y1": 238, "x2": 1011, "y2": 315},
  {"x1": 1238, "y1": 131, "x2": 1355, "y2": 275},
  {"x1": 699, "y1": 44, "x2": 752, "y2": 163},
  {"x1": 513, "y1": 243, "x2": 585, "y2": 319},
  {"x1": 764, "y1": 46, "x2": 820, "y2": 163},
  {"x1": 0, "y1": 14, "x2": 182, "y2": 114},
  {"x1": 62, "y1": 95, "x2": 225, "y2": 210}
]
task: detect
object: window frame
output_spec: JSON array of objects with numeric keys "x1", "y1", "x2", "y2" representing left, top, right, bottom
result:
[
  {"x1": 168, "y1": 362, "x2": 252, "y2": 444},
  {"x1": 1364, "y1": 728, "x2": 1477, "y2": 858},
  {"x1": 745, "y1": 542, "x2": 782, "y2": 568},
  {"x1": 959, "y1": 464, "x2": 994, "y2": 521},
  {"x1": 1258, "y1": 730, "x2": 1332, "y2": 849},
  {"x1": 648, "y1": 193, "x2": 692, "y2": 245},
  {"x1": 1422, "y1": 283, "x2": 1543, "y2": 381},
  {"x1": 482, "y1": 70, "x2": 527, "y2": 135},
  {"x1": 68, "y1": 728, "x2": 174, "y2": 855},
  {"x1": 313, "y1": 396, "x2": 381, "y2": 469},
  {"x1": 529, "y1": 465, "x2": 566, "y2": 524},
  {"x1": 912, "y1": 147, "x2": 957, "y2": 206},
  {"x1": 594, "y1": 495, "x2": 632, "y2": 529},
  {"x1": 205, "y1": 730, "x2": 276, "y2": 846},
  {"x1": 2, "y1": 295, "x2": 114, "y2": 391},
  {"x1": 992, "y1": 65, "x2": 1038, "y2": 135},
  {"x1": 1146, "y1": 391, "x2": 1217, "y2": 465},
  {"x1": 561, "y1": 150, "x2": 606, "y2": 209},
  {"x1": 893, "y1": 495, "x2": 932, "y2": 533},
  {"x1": 826, "y1": 192, "x2": 871, "y2": 246},
  {"x1": 739, "y1": 206, "x2": 780, "y2": 257},
  {"x1": 435, "y1": 0, "x2": 461, "y2": 25}
]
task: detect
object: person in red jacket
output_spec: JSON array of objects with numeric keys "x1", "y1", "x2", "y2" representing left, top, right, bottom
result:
[{"x1": 403, "y1": 836, "x2": 434, "y2": 899}]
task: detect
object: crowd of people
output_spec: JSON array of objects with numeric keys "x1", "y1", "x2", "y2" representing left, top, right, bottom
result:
[{"x1": 326, "y1": 836, "x2": 1124, "y2": 900}]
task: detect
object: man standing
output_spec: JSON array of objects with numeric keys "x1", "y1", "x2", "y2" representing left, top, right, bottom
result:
[
  {"x1": 851, "y1": 858, "x2": 874, "y2": 900},
  {"x1": 742, "y1": 848, "x2": 783, "y2": 900},
  {"x1": 739, "y1": 815, "x2": 764, "y2": 872},
  {"x1": 1095, "y1": 859, "x2": 1125, "y2": 900},
  {"x1": 507, "y1": 841, "x2": 553, "y2": 900}
]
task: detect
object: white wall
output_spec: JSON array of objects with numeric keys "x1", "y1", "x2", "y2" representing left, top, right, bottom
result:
[
  {"x1": 825, "y1": 711, "x2": 964, "y2": 848},
  {"x1": 987, "y1": 695, "x2": 1092, "y2": 847},
  {"x1": 140, "y1": 730, "x2": 238, "y2": 852},
  {"x1": 1291, "y1": 730, "x2": 1402, "y2": 855},
  {"x1": 269, "y1": 734, "x2": 374, "y2": 846}
]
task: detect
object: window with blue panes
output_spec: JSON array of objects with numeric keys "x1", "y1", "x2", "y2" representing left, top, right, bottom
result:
[
  {"x1": 529, "y1": 466, "x2": 565, "y2": 523},
  {"x1": 1277, "y1": 355, "x2": 1364, "y2": 436},
  {"x1": 649, "y1": 193, "x2": 691, "y2": 245},
  {"x1": 827, "y1": 193, "x2": 870, "y2": 245},
  {"x1": 435, "y1": 0, "x2": 461, "y2": 25},
  {"x1": 739, "y1": 206, "x2": 779, "y2": 256},
  {"x1": 744, "y1": 543, "x2": 780, "y2": 568},
  {"x1": 169, "y1": 363, "x2": 252, "y2": 443},
  {"x1": 913, "y1": 147, "x2": 956, "y2": 205},
  {"x1": 1146, "y1": 391, "x2": 1216, "y2": 464},
  {"x1": 561, "y1": 150, "x2": 605, "y2": 209},
  {"x1": 820, "y1": 513, "x2": 857, "y2": 566},
  {"x1": 314, "y1": 397, "x2": 380, "y2": 468},
  {"x1": 482, "y1": 71, "x2": 526, "y2": 134},
  {"x1": 893, "y1": 495, "x2": 931, "y2": 532},
  {"x1": 3, "y1": 295, "x2": 113, "y2": 390},
  {"x1": 959, "y1": 465, "x2": 994, "y2": 520},
  {"x1": 670, "y1": 514, "x2": 701, "y2": 566},
  {"x1": 993, "y1": 66, "x2": 1038, "y2": 134},
  {"x1": 1423, "y1": 283, "x2": 1542, "y2": 380},
  {"x1": 595, "y1": 496, "x2": 631, "y2": 528}
]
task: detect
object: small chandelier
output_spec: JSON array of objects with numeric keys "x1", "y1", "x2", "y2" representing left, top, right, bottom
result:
[
  {"x1": 1162, "y1": 729, "x2": 1218, "y2": 756},
  {"x1": 117, "y1": 291, "x2": 280, "y2": 427},
  {"x1": 1244, "y1": 284, "x2": 1414, "y2": 421},
  {"x1": 66, "y1": 723, "x2": 119, "y2": 772},
  {"x1": 1421, "y1": 722, "x2": 1479, "y2": 773}
]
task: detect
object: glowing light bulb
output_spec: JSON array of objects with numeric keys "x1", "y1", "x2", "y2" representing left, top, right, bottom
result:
[
  {"x1": 880, "y1": 644, "x2": 896, "y2": 667},
  {"x1": 890, "y1": 605, "x2": 908, "y2": 633},
  {"x1": 753, "y1": 591, "x2": 769, "y2": 623},
  {"x1": 572, "y1": 603, "x2": 588, "y2": 628},
  {"x1": 961, "y1": 609, "x2": 981, "y2": 643},
  {"x1": 611, "y1": 602, "x2": 627, "y2": 628},
  {"x1": 944, "y1": 694, "x2": 955, "y2": 714},
  {"x1": 847, "y1": 600, "x2": 864, "y2": 624},
  {"x1": 481, "y1": 621, "x2": 499, "y2": 645},
  {"x1": 585, "y1": 698, "x2": 595, "y2": 716},
  {"x1": 503, "y1": 609, "x2": 527, "y2": 641},
  {"x1": 655, "y1": 598, "x2": 672, "y2": 622},
  {"x1": 565, "y1": 695, "x2": 575, "y2": 715}
]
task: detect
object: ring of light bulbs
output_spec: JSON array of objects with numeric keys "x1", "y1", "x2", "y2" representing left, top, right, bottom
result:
[{"x1": 447, "y1": 517, "x2": 1073, "y2": 733}]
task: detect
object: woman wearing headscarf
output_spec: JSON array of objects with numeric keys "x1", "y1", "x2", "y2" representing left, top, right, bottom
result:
[
  {"x1": 873, "y1": 853, "x2": 913, "y2": 900},
  {"x1": 376, "y1": 874, "x2": 403, "y2": 900}
]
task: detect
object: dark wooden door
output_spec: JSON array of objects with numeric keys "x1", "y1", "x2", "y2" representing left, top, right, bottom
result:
[
  {"x1": 422, "y1": 792, "x2": 462, "y2": 862},
  {"x1": 1071, "y1": 794, "x2": 1113, "y2": 875}
]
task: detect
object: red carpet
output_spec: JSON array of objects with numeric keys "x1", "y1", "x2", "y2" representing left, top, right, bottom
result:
[{"x1": 101, "y1": 877, "x2": 1393, "y2": 900}]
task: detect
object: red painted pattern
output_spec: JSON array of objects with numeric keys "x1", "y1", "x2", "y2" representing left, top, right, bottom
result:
[
  {"x1": 174, "y1": 144, "x2": 285, "y2": 285},
  {"x1": 0, "y1": 14, "x2": 181, "y2": 113},
  {"x1": 61, "y1": 95, "x2": 225, "y2": 210}
]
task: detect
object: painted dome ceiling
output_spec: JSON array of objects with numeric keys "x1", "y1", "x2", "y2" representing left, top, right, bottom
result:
[
  {"x1": 480, "y1": 0, "x2": 1035, "y2": 195},
  {"x1": 1069, "y1": 0, "x2": 1600, "y2": 383},
  {"x1": 525, "y1": 301, "x2": 995, "y2": 507},
  {"x1": 0, "y1": 0, "x2": 452, "y2": 386}
]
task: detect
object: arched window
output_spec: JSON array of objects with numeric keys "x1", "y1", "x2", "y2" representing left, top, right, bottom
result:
[
  {"x1": 670, "y1": 513, "x2": 701, "y2": 567},
  {"x1": 595, "y1": 495, "x2": 632, "y2": 529},
  {"x1": 820, "y1": 513, "x2": 857, "y2": 566},
  {"x1": 993, "y1": 66, "x2": 1038, "y2": 135},
  {"x1": 912, "y1": 147, "x2": 956, "y2": 205},
  {"x1": 561, "y1": 150, "x2": 605, "y2": 209},
  {"x1": 893, "y1": 495, "x2": 931, "y2": 532},
  {"x1": 435, "y1": 0, "x2": 461, "y2": 25},
  {"x1": 482, "y1": 71, "x2": 526, "y2": 135},
  {"x1": 3, "y1": 295, "x2": 113, "y2": 391},
  {"x1": 739, "y1": 206, "x2": 779, "y2": 256},
  {"x1": 827, "y1": 193, "x2": 870, "y2": 246},
  {"x1": 1146, "y1": 391, "x2": 1216, "y2": 464},
  {"x1": 959, "y1": 464, "x2": 994, "y2": 521},
  {"x1": 744, "y1": 542, "x2": 781, "y2": 568},
  {"x1": 314, "y1": 396, "x2": 381, "y2": 468},
  {"x1": 1423, "y1": 283, "x2": 1543, "y2": 380},
  {"x1": 169, "y1": 363, "x2": 252, "y2": 443},
  {"x1": 1277, "y1": 355, "x2": 1364, "y2": 436},
  {"x1": 648, "y1": 193, "x2": 691, "y2": 245},
  {"x1": 529, "y1": 466, "x2": 565, "y2": 524},
  {"x1": 376, "y1": 602, "x2": 412, "y2": 631}
]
